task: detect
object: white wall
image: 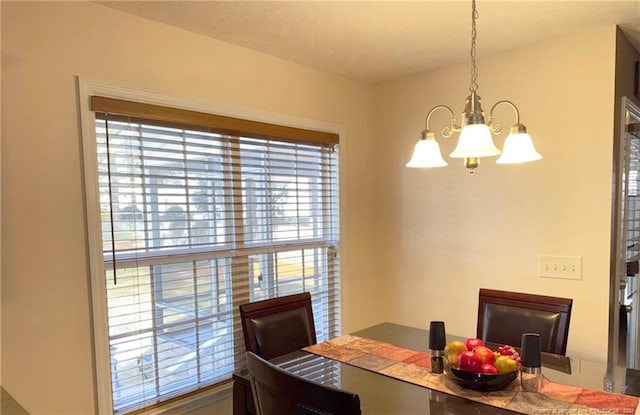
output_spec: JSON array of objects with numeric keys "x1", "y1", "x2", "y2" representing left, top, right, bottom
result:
[
  {"x1": 372, "y1": 25, "x2": 618, "y2": 363},
  {"x1": 1, "y1": 2, "x2": 376, "y2": 414}
]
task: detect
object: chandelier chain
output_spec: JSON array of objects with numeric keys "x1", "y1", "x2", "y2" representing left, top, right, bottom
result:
[{"x1": 469, "y1": 0, "x2": 479, "y2": 92}]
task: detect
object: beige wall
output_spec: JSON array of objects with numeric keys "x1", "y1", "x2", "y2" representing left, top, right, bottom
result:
[
  {"x1": 2, "y1": 1, "x2": 637, "y2": 414},
  {"x1": 1, "y1": 2, "x2": 376, "y2": 414},
  {"x1": 372, "y1": 25, "x2": 618, "y2": 363}
]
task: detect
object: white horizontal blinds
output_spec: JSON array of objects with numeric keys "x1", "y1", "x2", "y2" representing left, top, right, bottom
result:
[
  {"x1": 236, "y1": 137, "x2": 340, "y2": 340},
  {"x1": 91, "y1": 96, "x2": 340, "y2": 414},
  {"x1": 239, "y1": 138, "x2": 337, "y2": 244},
  {"x1": 97, "y1": 121, "x2": 232, "y2": 259},
  {"x1": 626, "y1": 126, "x2": 640, "y2": 265},
  {"x1": 96, "y1": 119, "x2": 236, "y2": 413}
]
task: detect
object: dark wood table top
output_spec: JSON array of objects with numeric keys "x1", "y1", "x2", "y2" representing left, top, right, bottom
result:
[{"x1": 236, "y1": 322, "x2": 615, "y2": 415}]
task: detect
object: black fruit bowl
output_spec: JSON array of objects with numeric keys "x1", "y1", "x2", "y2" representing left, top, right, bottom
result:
[{"x1": 444, "y1": 367, "x2": 518, "y2": 391}]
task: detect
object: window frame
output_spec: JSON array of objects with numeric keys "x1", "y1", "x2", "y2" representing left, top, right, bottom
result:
[{"x1": 78, "y1": 77, "x2": 344, "y2": 414}]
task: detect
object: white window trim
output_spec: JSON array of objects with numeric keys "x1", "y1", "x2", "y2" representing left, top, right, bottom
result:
[{"x1": 77, "y1": 76, "x2": 345, "y2": 414}]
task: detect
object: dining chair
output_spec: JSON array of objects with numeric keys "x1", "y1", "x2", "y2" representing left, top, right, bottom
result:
[
  {"x1": 235, "y1": 292, "x2": 317, "y2": 415},
  {"x1": 246, "y1": 351, "x2": 361, "y2": 415},
  {"x1": 240, "y1": 291, "x2": 317, "y2": 360},
  {"x1": 476, "y1": 288, "x2": 573, "y2": 355}
]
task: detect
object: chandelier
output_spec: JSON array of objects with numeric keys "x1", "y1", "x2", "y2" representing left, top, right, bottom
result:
[{"x1": 406, "y1": 0, "x2": 542, "y2": 174}]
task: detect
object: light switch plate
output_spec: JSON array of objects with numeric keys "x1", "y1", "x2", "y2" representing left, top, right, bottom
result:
[{"x1": 539, "y1": 255, "x2": 582, "y2": 280}]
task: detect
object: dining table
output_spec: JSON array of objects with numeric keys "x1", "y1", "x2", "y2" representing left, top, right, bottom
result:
[{"x1": 232, "y1": 322, "x2": 635, "y2": 415}]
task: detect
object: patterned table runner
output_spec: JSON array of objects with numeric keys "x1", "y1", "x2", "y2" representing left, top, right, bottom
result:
[{"x1": 304, "y1": 335, "x2": 640, "y2": 415}]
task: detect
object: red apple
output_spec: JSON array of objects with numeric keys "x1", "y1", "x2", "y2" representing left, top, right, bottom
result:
[
  {"x1": 480, "y1": 363, "x2": 498, "y2": 374},
  {"x1": 473, "y1": 346, "x2": 496, "y2": 365},
  {"x1": 465, "y1": 338, "x2": 485, "y2": 351},
  {"x1": 457, "y1": 351, "x2": 483, "y2": 373}
]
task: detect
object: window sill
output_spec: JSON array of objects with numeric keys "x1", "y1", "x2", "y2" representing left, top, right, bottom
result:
[{"x1": 141, "y1": 382, "x2": 232, "y2": 415}]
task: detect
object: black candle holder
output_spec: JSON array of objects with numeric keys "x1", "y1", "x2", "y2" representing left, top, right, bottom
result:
[
  {"x1": 521, "y1": 333, "x2": 542, "y2": 368},
  {"x1": 521, "y1": 333, "x2": 542, "y2": 392},
  {"x1": 429, "y1": 321, "x2": 446, "y2": 374}
]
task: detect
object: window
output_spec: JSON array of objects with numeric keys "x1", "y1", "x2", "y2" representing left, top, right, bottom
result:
[{"x1": 84, "y1": 96, "x2": 340, "y2": 414}]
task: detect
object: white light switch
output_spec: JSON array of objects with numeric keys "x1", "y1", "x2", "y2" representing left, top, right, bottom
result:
[{"x1": 539, "y1": 255, "x2": 582, "y2": 280}]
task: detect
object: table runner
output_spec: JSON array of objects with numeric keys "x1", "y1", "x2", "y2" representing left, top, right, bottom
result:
[{"x1": 303, "y1": 335, "x2": 640, "y2": 415}]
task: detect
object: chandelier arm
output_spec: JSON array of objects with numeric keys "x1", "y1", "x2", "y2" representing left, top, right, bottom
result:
[
  {"x1": 425, "y1": 105, "x2": 459, "y2": 138},
  {"x1": 488, "y1": 100, "x2": 521, "y2": 133}
]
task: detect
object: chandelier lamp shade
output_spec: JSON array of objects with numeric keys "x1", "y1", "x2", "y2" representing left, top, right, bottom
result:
[{"x1": 406, "y1": 0, "x2": 542, "y2": 174}]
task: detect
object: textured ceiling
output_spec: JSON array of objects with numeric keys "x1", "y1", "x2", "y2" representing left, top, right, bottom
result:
[{"x1": 98, "y1": 1, "x2": 640, "y2": 84}]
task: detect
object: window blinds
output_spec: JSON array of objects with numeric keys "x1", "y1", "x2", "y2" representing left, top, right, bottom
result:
[{"x1": 91, "y1": 97, "x2": 341, "y2": 414}]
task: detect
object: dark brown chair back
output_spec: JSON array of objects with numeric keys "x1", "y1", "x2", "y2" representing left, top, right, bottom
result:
[
  {"x1": 477, "y1": 288, "x2": 573, "y2": 355},
  {"x1": 246, "y1": 352, "x2": 361, "y2": 415},
  {"x1": 240, "y1": 292, "x2": 317, "y2": 360}
]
